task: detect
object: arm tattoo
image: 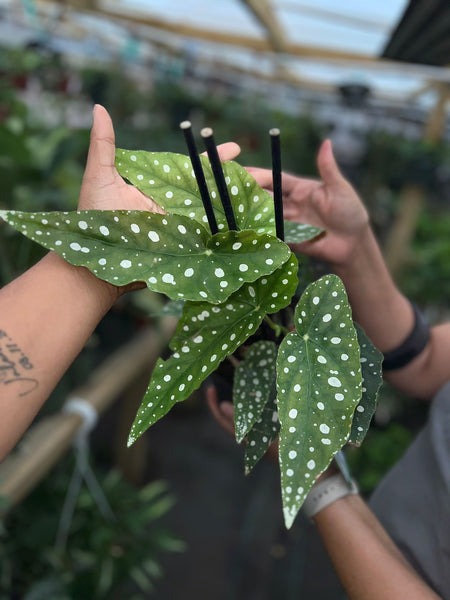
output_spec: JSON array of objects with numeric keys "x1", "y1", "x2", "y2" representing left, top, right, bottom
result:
[{"x1": 0, "y1": 329, "x2": 39, "y2": 397}]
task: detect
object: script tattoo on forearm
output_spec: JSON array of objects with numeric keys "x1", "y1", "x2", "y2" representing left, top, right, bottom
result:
[{"x1": 0, "y1": 329, "x2": 39, "y2": 397}]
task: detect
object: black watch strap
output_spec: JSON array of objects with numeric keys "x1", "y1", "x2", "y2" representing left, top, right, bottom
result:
[{"x1": 383, "y1": 302, "x2": 430, "y2": 371}]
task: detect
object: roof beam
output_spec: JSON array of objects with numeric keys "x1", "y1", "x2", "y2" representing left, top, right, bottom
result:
[
  {"x1": 68, "y1": 0, "x2": 384, "y2": 64},
  {"x1": 33, "y1": 0, "x2": 450, "y2": 81},
  {"x1": 240, "y1": 0, "x2": 288, "y2": 53}
]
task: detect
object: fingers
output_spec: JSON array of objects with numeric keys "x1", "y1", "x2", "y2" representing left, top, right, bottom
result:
[
  {"x1": 84, "y1": 105, "x2": 116, "y2": 180},
  {"x1": 317, "y1": 139, "x2": 345, "y2": 187},
  {"x1": 206, "y1": 387, "x2": 236, "y2": 437},
  {"x1": 245, "y1": 166, "x2": 273, "y2": 190},
  {"x1": 216, "y1": 142, "x2": 241, "y2": 162},
  {"x1": 247, "y1": 167, "x2": 313, "y2": 199},
  {"x1": 201, "y1": 142, "x2": 241, "y2": 162}
]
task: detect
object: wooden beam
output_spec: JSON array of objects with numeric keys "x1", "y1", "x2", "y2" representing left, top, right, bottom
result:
[
  {"x1": 34, "y1": 0, "x2": 450, "y2": 83},
  {"x1": 424, "y1": 82, "x2": 450, "y2": 143},
  {"x1": 241, "y1": 0, "x2": 288, "y2": 53},
  {"x1": 383, "y1": 185, "x2": 424, "y2": 278},
  {"x1": 35, "y1": 0, "x2": 382, "y2": 63},
  {"x1": 383, "y1": 83, "x2": 450, "y2": 277},
  {"x1": 277, "y1": 1, "x2": 390, "y2": 32}
]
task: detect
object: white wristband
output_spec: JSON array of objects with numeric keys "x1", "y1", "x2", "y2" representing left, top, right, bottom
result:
[{"x1": 303, "y1": 473, "x2": 359, "y2": 519}]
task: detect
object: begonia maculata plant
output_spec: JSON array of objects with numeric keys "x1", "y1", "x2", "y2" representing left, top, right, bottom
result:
[{"x1": 0, "y1": 132, "x2": 382, "y2": 528}]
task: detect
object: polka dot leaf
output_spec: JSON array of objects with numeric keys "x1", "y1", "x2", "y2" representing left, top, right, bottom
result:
[
  {"x1": 0, "y1": 210, "x2": 291, "y2": 304},
  {"x1": 233, "y1": 341, "x2": 277, "y2": 443},
  {"x1": 128, "y1": 253, "x2": 299, "y2": 446},
  {"x1": 145, "y1": 299, "x2": 186, "y2": 318},
  {"x1": 348, "y1": 324, "x2": 383, "y2": 446},
  {"x1": 276, "y1": 274, "x2": 362, "y2": 529},
  {"x1": 115, "y1": 150, "x2": 277, "y2": 233},
  {"x1": 284, "y1": 220, "x2": 324, "y2": 244},
  {"x1": 170, "y1": 252, "x2": 298, "y2": 354},
  {"x1": 245, "y1": 384, "x2": 280, "y2": 475}
]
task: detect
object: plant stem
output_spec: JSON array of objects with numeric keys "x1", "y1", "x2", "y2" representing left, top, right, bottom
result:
[
  {"x1": 264, "y1": 315, "x2": 289, "y2": 337},
  {"x1": 226, "y1": 354, "x2": 240, "y2": 368}
]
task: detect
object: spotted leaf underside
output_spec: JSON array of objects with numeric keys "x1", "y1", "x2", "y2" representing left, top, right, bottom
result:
[
  {"x1": 349, "y1": 324, "x2": 383, "y2": 446},
  {"x1": 245, "y1": 384, "x2": 279, "y2": 475},
  {"x1": 276, "y1": 275, "x2": 362, "y2": 529},
  {"x1": 128, "y1": 254, "x2": 299, "y2": 446},
  {"x1": 233, "y1": 341, "x2": 278, "y2": 443},
  {"x1": 0, "y1": 210, "x2": 291, "y2": 304},
  {"x1": 284, "y1": 220, "x2": 323, "y2": 244}
]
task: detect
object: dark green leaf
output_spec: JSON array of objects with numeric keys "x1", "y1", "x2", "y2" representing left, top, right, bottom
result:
[
  {"x1": 116, "y1": 150, "x2": 276, "y2": 233},
  {"x1": 233, "y1": 341, "x2": 277, "y2": 443},
  {"x1": 349, "y1": 324, "x2": 383, "y2": 446},
  {"x1": 277, "y1": 275, "x2": 362, "y2": 528},
  {"x1": 148, "y1": 299, "x2": 186, "y2": 318},
  {"x1": 0, "y1": 210, "x2": 290, "y2": 303},
  {"x1": 245, "y1": 384, "x2": 279, "y2": 475},
  {"x1": 128, "y1": 254, "x2": 298, "y2": 446},
  {"x1": 284, "y1": 220, "x2": 323, "y2": 244}
]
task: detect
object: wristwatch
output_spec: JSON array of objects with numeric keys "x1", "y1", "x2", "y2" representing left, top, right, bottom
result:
[{"x1": 302, "y1": 452, "x2": 359, "y2": 519}]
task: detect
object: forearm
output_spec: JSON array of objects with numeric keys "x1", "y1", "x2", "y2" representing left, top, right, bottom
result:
[
  {"x1": 0, "y1": 252, "x2": 119, "y2": 460},
  {"x1": 334, "y1": 226, "x2": 448, "y2": 398},
  {"x1": 314, "y1": 494, "x2": 441, "y2": 600},
  {"x1": 334, "y1": 226, "x2": 414, "y2": 353}
]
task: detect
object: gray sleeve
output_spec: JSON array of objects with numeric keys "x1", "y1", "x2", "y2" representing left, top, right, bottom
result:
[{"x1": 369, "y1": 382, "x2": 450, "y2": 599}]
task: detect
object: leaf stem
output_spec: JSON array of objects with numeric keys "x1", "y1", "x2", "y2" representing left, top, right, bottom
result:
[{"x1": 264, "y1": 315, "x2": 288, "y2": 337}]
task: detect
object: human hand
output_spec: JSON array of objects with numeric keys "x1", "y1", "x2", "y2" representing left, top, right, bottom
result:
[
  {"x1": 77, "y1": 106, "x2": 241, "y2": 295},
  {"x1": 206, "y1": 385, "x2": 278, "y2": 463},
  {"x1": 247, "y1": 140, "x2": 370, "y2": 268},
  {"x1": 79, "y1": 105, "x2": 241, "y2": 212},
  {"x1": 78, "y1": 105, "x2": 164, "y2": 212}
]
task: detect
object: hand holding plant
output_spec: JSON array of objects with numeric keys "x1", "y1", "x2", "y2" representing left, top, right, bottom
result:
[{"x1": 0, "y1": 111, "x2": 382, "y2": 528}]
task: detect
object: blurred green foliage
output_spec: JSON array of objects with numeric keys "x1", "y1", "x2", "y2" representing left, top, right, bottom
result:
[
  {"x1": 362, "y1": 131, "x2": 449, "y2": 193},
  {"x1": 0, "y1": 458, "x2": 184, "y2": 599},
  {"x1": 400, "y1": 208, "x2": 450, "y2": 306},
  {"x1": 0, "y1": 79, "x2": 88, "y2": 285}
]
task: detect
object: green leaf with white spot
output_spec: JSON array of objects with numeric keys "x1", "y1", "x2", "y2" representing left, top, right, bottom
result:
[
  {"x1": 146, "y1": 299, "x2": 186, "y2": 318},
  {"x1": 0, "y1": 210, "x2": 290, "y2": 304},
  {"x1": 245, "y1": 384, "x2": 280, "y2": 475},
  {"x1": 284, "y1": 220, "x2": 324, "y2": 244},
  {"x1": 170, "y1": 253, "x2": 299, "y2": 353},
  {"x1": 349, "y1": 324, "x2": 383, "y2": 446},
  {"x1": 115, "y1": 150, "x2": 276, "y2": 233},
  {"x1": 276, "y1": 274, "x2": 362, "y2": 529},
  {"x1": 128, "y1": 253, "x2": 299, "y2": 446},
  {"x1": 233, "y1": 341, "x2": 277, "y2": 443}
]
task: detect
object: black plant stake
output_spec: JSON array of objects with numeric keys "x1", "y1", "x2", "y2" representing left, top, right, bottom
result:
[
  {"x1": 201, "y1": 127, "x2": 237, "y2": 231},
  {"x1": 180, "y1": 121, "x2": 219, "y2": 235},
  {"x1": 270, "y1": 128, "x2": 284, "y2": 241}
]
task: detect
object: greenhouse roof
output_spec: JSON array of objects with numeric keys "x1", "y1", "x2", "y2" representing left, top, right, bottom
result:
[{"x1": 1, "y1": 0, "x2": 449, "y2": 108}]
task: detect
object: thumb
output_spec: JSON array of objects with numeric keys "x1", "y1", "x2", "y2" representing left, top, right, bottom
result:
[
  {"x1": 84, "y1": 104, "x2": 116, "y2": 180},
  {"x1": 317, "y1": 139, "x2": 345, "y2": 187}
]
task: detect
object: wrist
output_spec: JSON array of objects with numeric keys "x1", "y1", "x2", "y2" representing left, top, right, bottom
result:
[
  {"x1": 44, "y1": 252, "x2": 122, "y2": 308},
  {"x1": 303, "y1": 472, "x2": 359, "y2": 520},
  {"x1": 332, "y1": 223, "x2": 374, "y2": 273}
]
